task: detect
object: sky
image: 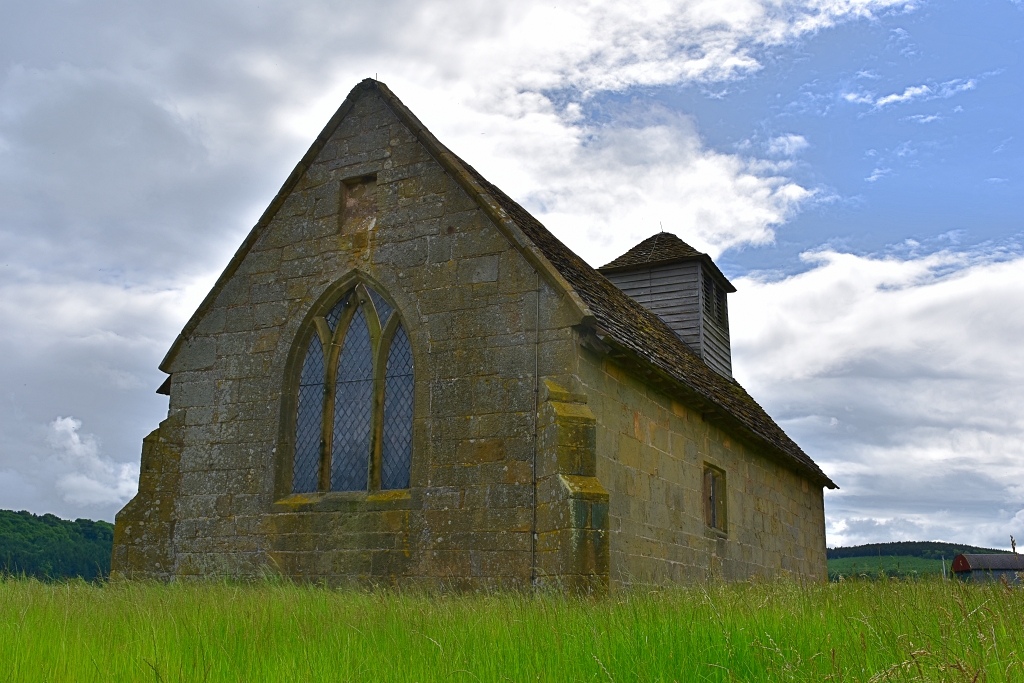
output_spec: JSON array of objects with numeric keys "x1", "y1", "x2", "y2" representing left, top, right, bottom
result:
[{"x1": 0, "y1": 0, "x2": 1021, "y2": 549}]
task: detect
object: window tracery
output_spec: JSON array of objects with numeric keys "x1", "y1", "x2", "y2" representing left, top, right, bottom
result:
[{"x1": 292, "y1": 283, "x2": 413, "y2": 493}]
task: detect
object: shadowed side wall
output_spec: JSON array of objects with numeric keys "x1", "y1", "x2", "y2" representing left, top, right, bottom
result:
[
  {"x1": 576, "y1": 348, "x2": 827, "y2": 585},
  {"x1": 117, "y1": 86, "x2": 584, "y2": 587}
]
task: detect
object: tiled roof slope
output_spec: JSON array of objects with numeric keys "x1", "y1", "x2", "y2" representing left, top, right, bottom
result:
[
  {"x1": 454, "y1": 162, "x2": 835, "y2": 488},
  {"x1": 600, "y1": 232, "x2": 703, "y2": 269}
]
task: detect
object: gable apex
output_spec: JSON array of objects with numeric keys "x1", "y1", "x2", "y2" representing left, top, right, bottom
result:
[{"x1": 159, "y1": 79, "x2": 593, "y2": 374}]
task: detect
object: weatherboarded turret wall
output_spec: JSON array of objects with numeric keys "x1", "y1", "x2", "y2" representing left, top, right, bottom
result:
[{"x1": 112, "y1": 79, "x2": 832, "y2": 590}]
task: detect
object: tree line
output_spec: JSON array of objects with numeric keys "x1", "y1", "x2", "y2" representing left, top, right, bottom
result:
[
  {"x1": 0, "y1": 509, "x2": 113, "y2": 581},
  {"x1": 827, "y1": 540, "x2": 1007, "y2": 561}
]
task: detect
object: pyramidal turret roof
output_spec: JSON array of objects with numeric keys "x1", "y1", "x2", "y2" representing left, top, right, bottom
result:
[
  {"x1": 162, "y1": 79, "x2": 833, "y2": 489},
  {"x1": 599, "y1": 231, "x2": 736, "y2": 292},
  {"x1": 600, "y1": 232, "x2": 703, "y2": 269}
]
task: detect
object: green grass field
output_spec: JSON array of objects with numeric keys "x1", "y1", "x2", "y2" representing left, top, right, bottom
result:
[
  {"x1": 1, "y1": 578, "x2": 1021, "y2": 682},
  {"x1": 828, "y1": 556, "x2": 949, "y2": 580}
]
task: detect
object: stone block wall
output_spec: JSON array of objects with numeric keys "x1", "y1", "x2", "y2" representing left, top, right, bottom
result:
[
  {"x1": 576, "y1": 351, "x2": 827, "y2": 585},
  {"x1": 137, "y1": 87, "x2": 584, "y2": 587}
]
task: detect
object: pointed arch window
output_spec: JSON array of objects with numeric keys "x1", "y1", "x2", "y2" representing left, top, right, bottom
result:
[{"x1": 292, "y1": 283, "x2": 413, "y2": 493}]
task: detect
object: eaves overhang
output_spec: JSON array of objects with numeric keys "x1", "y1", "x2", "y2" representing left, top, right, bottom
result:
[{"x1": 579, "y1": 325, "x2": 838, "y2": 490}]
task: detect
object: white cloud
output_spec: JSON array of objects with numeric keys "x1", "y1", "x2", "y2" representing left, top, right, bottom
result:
[
  {"x1": 0, "y1": 0, "x2": 919, "y2": 521},
  {"x1": 864, "y1": 167, "x2": 892, "y2": 182},
  {"x1": 938, "y1": 78, "x2": 976, "y2": 98},
  {"x1": 0, "y1": 0, "x2": 920, "y2": 275},
  {"x1": 874, "y1": 84, "x2": 931, "y2": 108},
  {"x1": 369, "y1": 1, "x2": 913, "y2": 263},
  {"x1": 767, "y1": 134, "x2": 810, "y2": 156},
  {"x1": 894, "y1": 141, "x2": 915, "y2": 157},
  {"x1": 0, "y1": 267, "x2": 211, "y2": 354},
  {"x1": 407, "y1": 0, "x2": 919, "y2": 96},
  {"x1": 845, "y1": 77, "x2": 977, "y2": 111},
  {"x1": 504, "y1": 112, "x2": 813, "y2": 262},
  {"x1": 47, "y1": 417, "x2": 139, "y2": 506},
  {"x1": 843, "y1": 91, "x2": 875, "y2": 104},
  {"x1": 731, "y1": 248, "x2": 1024, "y2": 548},
  {"x1": 904, "y1": 113, "x2": 940, "y2": 123}
]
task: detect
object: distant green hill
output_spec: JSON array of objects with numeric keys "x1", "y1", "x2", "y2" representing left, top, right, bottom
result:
[
  {"x1": 0, "y1": 509, "x2": 113, "y2": 581},
  {"x1": 828, "y1": 541, "x2": 1008, "y2": 560},
  {"x1": 826, "y1": 541, "x2": 1010, "y2": 581}
]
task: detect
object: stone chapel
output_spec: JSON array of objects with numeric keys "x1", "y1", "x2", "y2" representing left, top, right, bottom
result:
[{"x1": 112, "y1": 79, "x2": 836, "y2": 591}]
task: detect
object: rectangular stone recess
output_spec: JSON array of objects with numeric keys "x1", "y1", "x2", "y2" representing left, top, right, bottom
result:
[{"x1": 341, "y1": 175, "x2": 377, "y2": 234}]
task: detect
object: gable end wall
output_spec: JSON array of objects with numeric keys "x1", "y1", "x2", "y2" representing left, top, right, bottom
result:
[{"x1": 137, "y1": 89, "x2": 584, "y2": 587}]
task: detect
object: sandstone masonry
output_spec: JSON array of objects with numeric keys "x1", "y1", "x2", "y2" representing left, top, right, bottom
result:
[{"x1": 112, "y1": 79, "x2": 835, "y2": 591}]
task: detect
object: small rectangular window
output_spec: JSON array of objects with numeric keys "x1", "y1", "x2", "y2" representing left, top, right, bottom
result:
[{"x1": 703, "y1": 466, "x2": 727, "y2": 533}]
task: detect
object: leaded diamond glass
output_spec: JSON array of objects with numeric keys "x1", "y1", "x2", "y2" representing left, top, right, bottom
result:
[
  {"x1": 293, "y1": 335, "x2": 324, "y2": 493},
  {"x1": 325, "y1": 293, "x2": 350, "y2": 332},
  {"x1": 331, "y1": 306, "x2": 372, "y2": 491},
  {"x1": 381, "y1": 324, "x2": 413, "y2": 490},
  {"x1": 367, "y1": 287, "x2": 393, "y2": 328}
]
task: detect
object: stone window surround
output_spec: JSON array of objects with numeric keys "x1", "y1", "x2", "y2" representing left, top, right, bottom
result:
[
  {"x1": 703, "y1": 463, "x2": 728, "y2": 537},
  {"x1": 273, "y1": 273, "x2": 417, "y2": 511}
]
